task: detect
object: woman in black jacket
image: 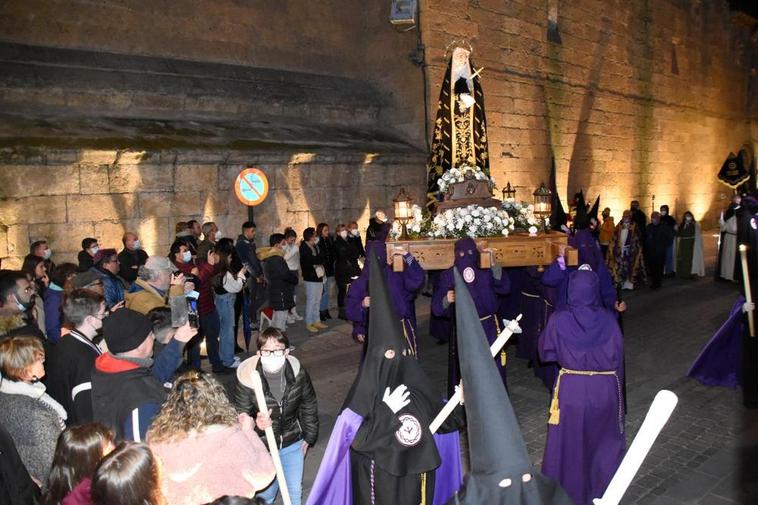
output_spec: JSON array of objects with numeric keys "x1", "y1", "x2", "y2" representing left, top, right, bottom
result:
[
  {"x1": 234, "y1": 328, "x2": 318, "y2": 505},
  {"x1": 334, "y1": 224, "x2": 361, "y2": 320},
  {"x1": 258, "y1": 233, "x2": 298, "y2": 332},
  {"x1": 316, "y1": 223, "x2": 336, "y2": 322},
  {"x1": 299, "y1": 228, "x2": 325, "y2": 333}
]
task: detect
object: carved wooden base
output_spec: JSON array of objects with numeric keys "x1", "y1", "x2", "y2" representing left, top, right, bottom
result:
[{"x1": 386, "y1": 233, "x2": 577, "y2": 271}]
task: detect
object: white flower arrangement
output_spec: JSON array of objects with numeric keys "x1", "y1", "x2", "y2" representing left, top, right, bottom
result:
[
  {"x1": 502, "y1": 201, "x2": 541, "y2": 231},
  {"x1": 436, "y1": 164, "x2": 490, "y2": 193},
  {"x1": 430, "y1": 204, "x2": 514, "y2": 239}
]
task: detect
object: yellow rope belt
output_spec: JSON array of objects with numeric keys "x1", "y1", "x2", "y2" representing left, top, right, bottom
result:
[
  {"x1": 479, "y1": 315, "x2": 506, "y2": 367},
  {"x1": 400, "y1": 318, "x2": 417, "y2": 357},
  {"x1": 522, "y1": 291, "x2": 541, "y2": 298},
  {"x1": 548, "y1": 368, "x2": 624, "y2": 433}
]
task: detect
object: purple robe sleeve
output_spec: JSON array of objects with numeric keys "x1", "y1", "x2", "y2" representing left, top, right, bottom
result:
[
  {"x1": 401, "y1": 253, "x2": 425, "y2": 293},
  {"x1": 541, "y1": 259, "x2": 568, "y2": 288},
  {"x1": 597, "y1": 264, "x2": 618, "y2": 311},
  {"x1": 492, "y1": 267, "x2": 511, "y2": 296},
  {"x1": 432, "y1": 431, "x2": 463, "y2": 505},
  {"x1": 431, "y1": 269, "x2": 454, "y2": 317},
  {"x1": 687, "y1": 296, "x2": 744, "y2": 388},
  {"x1": 345, "y1": 274, "x2": 368, "y2": 325},
  {"x1": 305, "y1": 408, "x2": 363, "y2": 505},
  {"x1": 538, "y1": 318, "x2": 560, "y2": 364}
]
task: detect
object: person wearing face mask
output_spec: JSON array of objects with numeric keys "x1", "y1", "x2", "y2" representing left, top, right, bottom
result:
[
  {"x1": 0, "y1": 335, "x2": 67, "y2": 485},
  {"x1": 90, "y1": 249, "x2": 128, "y2": 310},
  {"x1": 346, "y1": 221, "x2": 366, "y2": 260},
  {"x1": 282, "y1": 228, "x2": 303, "y2": 324},
  {"x1": 258, "y1": 233, "x2": 298, "y2": 333},
  {"x1": 78, "y1": 238, "x2": 100, "y2": 273},
  {"x1": 0, "y1": 270, "x2": 45, "y2": 341},
  {"x1": 234, "y1": 327, "x2": 318, "y2": 505},
  {"x1": 659, "y1": 205, "x2": 677, "y2": 276},
  {"x1": 43, "y1": 262, "x2": 78, "y2": 343},
  {"x1": 607, "y1": 210, "x2": 645, "y2": 290},
  {"x1": 674, "y1": 211, "x2": 705, "y2": 279},
  {"x1": 169, "y1": 241, "x2": 199, "y2": 277},
  {"x1": 334, "y1": 224, "x2": 361, "y2": 320},
  {"x1": 22, "y1": 254, "x2": 50, "y2": 337},
  {"x1": 125, "y1": 256, "x2": 192, "y2": 315},
  {"x1": 118, "y1": 232, "x2": 148, "y2": 285},
  {"x1": 300, "y1": 227, "x2": 326, "y2": 333},
  {"x1": 45, "y1": 289, "x2": 107, "y2": 424},
  {"x1": 197, "y1": 221, "x2": 222, "y2": 262},
  {"x1": 598, "y1": 207, "x2": 615, "y2": 260}
]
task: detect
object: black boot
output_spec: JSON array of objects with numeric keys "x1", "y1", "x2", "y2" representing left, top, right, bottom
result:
[
  {"x1": 319, "y1": 310, "x2": 327, "y2": 322},
  {"x1": 324, "y1": 310, "x2": 332, "y2": 320},
  {"x1": 338, "y1": 308, "x2": 347, "y2": 320}
]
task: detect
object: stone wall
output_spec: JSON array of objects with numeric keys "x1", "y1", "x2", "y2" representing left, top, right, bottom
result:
[
  {"x1": 420, "y1": 0, "x2": 756, "y2": 223},
  {"x1": 0, "y1": 148, "x2": 426, "y2": 269}
]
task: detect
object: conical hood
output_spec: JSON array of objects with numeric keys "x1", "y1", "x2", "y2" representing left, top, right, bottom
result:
[
  {"x1": 589, "y1": 195, "x2": 600, "y2": 222},
  {"x1": 548, "y1": 156, "x2": 567, "y2": 231},
  {"x1": 573, "y1": 190, "x2": 589, "y2": 229},
  {"x1": 449, "y1": 268, "x2": 572, "y2": 504},
  {"x1": 344, "y1": 252, "x2": 443, "y2": 476}
]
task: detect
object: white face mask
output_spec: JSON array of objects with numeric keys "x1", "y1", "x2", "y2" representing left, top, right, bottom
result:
[
  {"x1": 339, "y1": 230, "x2": 348, "y2": 239},
  {"x1": 132, "y1": 240, "x2": 141, "y2": 250},
  {"x1": 661, "y1": 210, "x2": 668, "y2": 216},
  {"x1": 214, "y1": 229, "x2": 222, "y2": 239},
  {"x1": 182, "y1": 250, "x2": 192, "y2": 263},
  {"x1": 43, "y1": 249, "x2": 52, "y2": 260},
  {"x1": 350, "y1": 229, "x2": 359, "y2": 237},
  {"x1": 315, "y1": 237, "x2": 320, "y2": 244},
  {"x1": 261, "y1": 355, "x2": 286, "y2": 373},
  {"x1": 685, "y1": 216, "x2": 693, "y2": 222},
  {"x1": 89, "y1": 246, "x2": 100, "y2": 256}
]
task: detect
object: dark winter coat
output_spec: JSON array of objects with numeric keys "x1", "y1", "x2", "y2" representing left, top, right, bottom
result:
[
  {"x1": 234, "y1": 355, "x2": 318, "y2": 449},
  {"x1": 335, "y1": 236, "x2": 361, "y2": 283},
  {"x1": 299, "y1": 242, "x2": 324, "y2": 283},
  {"x1": 258, "y1": 247, "x2": 298, "y2": 311},
  {"x1": 320, "y1": 235, "x2": 337, "y2": 277},
  {"x1": 0, "y1": 314, "x2": 45, "y2": 342},
  {"x1": 0, "y1": 421, "x2": 40, "y2": 505}
]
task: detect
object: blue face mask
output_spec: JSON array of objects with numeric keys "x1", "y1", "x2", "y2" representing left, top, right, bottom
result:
[{"x1": 182, "y1": 250, "x2": 192, "y2": 263}]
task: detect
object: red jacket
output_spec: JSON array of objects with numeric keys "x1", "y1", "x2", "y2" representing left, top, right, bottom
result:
[{"x1": 195, "y1": 262, "x2": 218, "y2": 316}]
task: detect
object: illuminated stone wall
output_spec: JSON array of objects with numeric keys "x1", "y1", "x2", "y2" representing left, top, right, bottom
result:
[
  {"x1": 420, "y1": 0, "x2": 756, "y2": 223},
  {"x1": 0, "y1": 148, "x2": 426, "y2": 268}
]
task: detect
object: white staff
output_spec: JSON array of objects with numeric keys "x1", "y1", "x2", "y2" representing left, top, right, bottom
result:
[
  {"x1": 740, "y1": 244, "x2": 755, "y2": 337},
  {"x1": 593, "y1": 390, "x2": 678, "y2": 505},
  {"x1": 430, "y1": 314, "x2": 522, "y2": 434},
  {"x1": 252, "y1": 371, "x2": 292, "y2": 505}
]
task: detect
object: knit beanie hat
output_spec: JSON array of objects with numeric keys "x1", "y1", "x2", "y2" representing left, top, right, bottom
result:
[{"x1": 103, "y1": 308, "x2": 154, "y2": 354}]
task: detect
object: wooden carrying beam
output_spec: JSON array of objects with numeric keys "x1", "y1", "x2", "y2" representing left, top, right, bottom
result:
[{"x1": 387, "y1": 233, "x2": 577, "y2": 271}]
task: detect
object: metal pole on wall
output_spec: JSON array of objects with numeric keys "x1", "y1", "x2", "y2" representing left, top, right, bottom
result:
[{"x1": 248, "y1": 205, "x2": 255, "y2": 224}]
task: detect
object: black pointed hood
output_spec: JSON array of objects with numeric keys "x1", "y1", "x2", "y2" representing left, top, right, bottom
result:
[
  {"x1": 573, "y1": 190, "x2": 589, "y2": 230},
  {"x1": 448, "y1": 268, "x2": 572, "y2": 505},
  {"x1": 588, "y1": 195, "x2": 600, "y2": 223},
  {"x1": 548, "y1": 156, "x2": 567, "y2": 231},
  {"x1": 344, "y1": 252, "x2": 443, "y2": 476}
]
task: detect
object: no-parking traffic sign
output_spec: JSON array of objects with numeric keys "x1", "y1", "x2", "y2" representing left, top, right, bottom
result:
[{"x1": 234, "y1": 168, "x2": 269, "y2": 206}]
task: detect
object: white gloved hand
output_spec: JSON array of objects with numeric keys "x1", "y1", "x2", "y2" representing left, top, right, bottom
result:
[
  {"x1": 383, "y1": 384, "x2": 411, "y2": 414},
  {"x1": 454, "y1": 383, "x2": 464, "y2": 405},
  {"x1": 503, "y1": 318, "x2": 523, "y2": 334},
  {"x1": 743, "y1": 302, "x2": 755, "y2": 314}
]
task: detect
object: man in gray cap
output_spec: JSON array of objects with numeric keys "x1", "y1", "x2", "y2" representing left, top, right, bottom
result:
[{"x1": 125, "y1": 256, "x2": 191, "y2": 315}]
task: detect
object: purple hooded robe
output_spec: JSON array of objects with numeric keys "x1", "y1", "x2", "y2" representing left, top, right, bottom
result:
[
  {"x1": 345, "y1": 241, "x2": 425, "y2": 355},
  {"x1": 432, "y1": 238, "x2": 511, "y2": 389},
  {"x1": 539, "y1": 270, "x2": 625, "y2": 505},
  {"x1": 688, "y1": 296, "x2": 744, "y2": 389}
]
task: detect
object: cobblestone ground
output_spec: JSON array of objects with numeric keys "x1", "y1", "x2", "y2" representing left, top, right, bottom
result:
[{"x1": 224, "y1": 239, "x2": 758, "y2": 505}]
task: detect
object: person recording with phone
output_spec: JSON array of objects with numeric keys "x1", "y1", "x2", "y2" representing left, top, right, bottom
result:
[{"x1": 213, "y1": 239, "x2": 248, "y2": 371}]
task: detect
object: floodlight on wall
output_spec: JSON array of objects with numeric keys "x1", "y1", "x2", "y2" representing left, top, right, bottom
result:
[{"x1": 390, "y1": 0, "x2": 417, "y2": 26}]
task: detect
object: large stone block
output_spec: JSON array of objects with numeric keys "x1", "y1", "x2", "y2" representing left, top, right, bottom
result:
[
  {"x1": 139, "y1": 192, "x2": 203, "y2": 218},
  {"x1": 201, "y1": 190, "x2": 231, "y2": 219},
  {"x1": 5, "y1": 225, "x2": 29, "y2": 257},
  {"x1": 0, "y1": 196, "x2": 67, "y2": 225},
  {"x1": 67, "y1": 194, "x2": 138, "y2": 222},
  {"x1": 110, "y1": 164, "x2": 174, "y2": 193},
  {"x1": 0, "y1": 226, "x2": 7, "y2": 258},
  {"x1": 0, "y1": 165, "x2": 80, "y2": 198},
  {"x1": 175, "y1": 165, "x2": 219, "y2": 192},
  {"x1": 79, "y1": 164, "x2": 111, "y2": 195},
  {"x1": 28, "y1": 222, "x2": 95, "y2": 255}
]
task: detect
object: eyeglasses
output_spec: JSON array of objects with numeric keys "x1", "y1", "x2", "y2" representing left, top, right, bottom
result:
[{"x1": 260, "y1": 349, "x2": 286, "y2": 357}]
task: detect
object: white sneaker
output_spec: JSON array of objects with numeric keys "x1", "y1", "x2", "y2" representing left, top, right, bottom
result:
[
  {"x1": 287, "y1": 315, "x2": 296, "y2": 324},
  {"x1": 292, "y1": 312, "x2": 304, "y2": 321},
  {"x1": 229, "y1": 356, "x2": 241, "y2": 368}
]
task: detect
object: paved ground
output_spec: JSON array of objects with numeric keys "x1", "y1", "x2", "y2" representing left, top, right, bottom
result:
[{"x1": 222, "y1": 235, "x2": 758, "y2": 505}]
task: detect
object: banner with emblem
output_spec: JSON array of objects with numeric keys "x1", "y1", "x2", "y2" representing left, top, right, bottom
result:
[{"x1": 718, "y1": 152, "x2": 750, "y2": 188}]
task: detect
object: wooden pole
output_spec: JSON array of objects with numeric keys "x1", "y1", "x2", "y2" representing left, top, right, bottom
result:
[
  {"x1": 429, "y1": 315, "x2": 522, "y2": 434},
  {"x1": 740, "y1": 244, "x2": 755, "y2": 337},
  {"x1": 252, "y1": 371, "x2": 292, "y2": 505},
  {"x1": 593, "y1": 390, "x2": 678, "y2": 505}
]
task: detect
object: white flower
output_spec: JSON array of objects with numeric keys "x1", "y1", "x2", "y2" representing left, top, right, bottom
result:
[{"x1": 528, "y1": 225, "x2": 538, "y2": 235}]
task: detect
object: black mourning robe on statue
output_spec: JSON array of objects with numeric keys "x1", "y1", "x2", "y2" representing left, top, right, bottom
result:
[{"x1": 427, "y1": 52, "x2": 490, "y2": 209}]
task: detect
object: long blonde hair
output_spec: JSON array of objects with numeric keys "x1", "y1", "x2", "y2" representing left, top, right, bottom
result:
[{"x1": 146, "y1": 371, "x2": 238, "y2": 444}]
